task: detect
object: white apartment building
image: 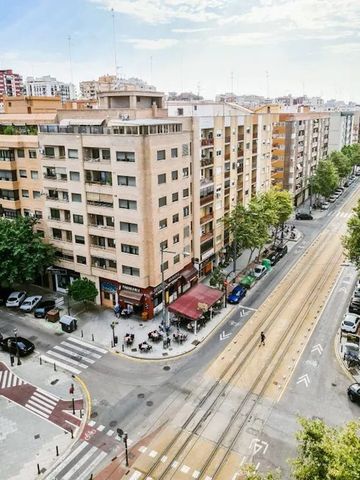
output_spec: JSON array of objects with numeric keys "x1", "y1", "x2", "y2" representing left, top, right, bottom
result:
[
  {"x1": 328, "y1": 112, "x2": 354, "y2": 153},
  {"x1": 25, "y1": 76, "x2": 76, "y2": 102}
]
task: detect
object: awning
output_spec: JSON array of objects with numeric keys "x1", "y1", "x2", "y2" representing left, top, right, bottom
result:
[
  {"x1": 59, "y1": 118, "x2": 105, "y2": 126},
  {"x1": 119, "y1": 290, "x2": 144, "y2": 305},
  {"x1": 181, "y1": 266, "x2": 198, "y2": 283},
  {"x1": 168, "y1": 284, "x2": 223, "y2": 321}
]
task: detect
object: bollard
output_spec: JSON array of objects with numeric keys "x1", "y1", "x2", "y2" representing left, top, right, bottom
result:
[
  {"x1": 69, "y1": 383, "x2": 74, "y2": 395},
  {"x1": 71, "y1": 428, "x2": 74, "y2": 439},
  {"x1": 122, "y1": 343, "x2": 124, "y2": 352},
  {"x1": 81, "y1": 329, "x2": 84, "y2": 338},
  {"x1": 10, "y1": 355, "x2": 14, "y2": 367},
  {"x1": 72, "y1": 397, "x2": 75, "y2": 415},
  {"x1": 92, "y1": 334, "x2": 94, "y2": 342},
  {"x1": 56, "y1": 445, "x2": 59, "y2": 456},
  {"x1": 37, "y1": 464, "x2": 41, "y2": 475},
  {"x1": 39, "y1": 357, "x2": 42, "y2": 365},
  {"x1": 54, "y1": 362, "x2": 57, "y2": 372},
  {"x1": 90, "y1": 475, "x2": 93, "y2": 480},
  {"x1": 80, "y1": 408, "x2": 83, "y2": 418}
]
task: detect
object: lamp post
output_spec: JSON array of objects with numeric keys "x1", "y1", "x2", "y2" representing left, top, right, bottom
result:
[
  {"x1": 110, "y1": 321, "x2": 117, "y2": 346},
  {"x1": 13, "y1": 328, "x2": 21, "y2": 366},
  {"x1": 117, "y1": 429, "x2": 129, "y2": 467}
]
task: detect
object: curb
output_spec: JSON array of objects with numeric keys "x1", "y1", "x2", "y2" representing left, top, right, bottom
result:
[{"x1": 334, "y1": 330, "x2": 358, "y2": 383}]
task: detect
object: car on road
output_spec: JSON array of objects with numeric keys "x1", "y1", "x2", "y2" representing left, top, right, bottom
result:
[
  {"x1": 20, "y1": 295, "x2": 42, "y2": 312},
  {"x1": 0, "y1": 287, "x2": 13, "y2": 305},
  {"x1": 352, "y1": 288, "x2": 360, "y2": 299},
  {"x1": 347, "y1": 383, "x2": 360, "y2": 403},
  {"x1": 349, "y1": 298, "x2": 360, "y2": 315},
  {"x1": 253, "y1": 264, "x2": 267, "y2": 280},
  {"x1": 320, "y1": 201, "x2": 330, "y2": 210},
  {"x1": 328, "y1": 194, "x2": 337, "y2": 203},
  {"x1": 34, "y1": 299, "x2": 56, "y2": 318},
  {"x1": 295, "y1": 212, "x2": 313, "y2": 220},
  {"x1": 0, "y1": 336, "x2": 35, "y2": 356},
  {"x1": 227, "y1": 285, "x2": 247, "y2": 304},
  {"x1": 341, "y1": 313, "x2": 360, "y2": 333},
  {"x1": 267, "y1": 245, "x2": 287, "y2": 266},
  {"x1": 5, "y1": 291, "x2": 27, "y2": 308},
  {"x1": 239, "y1": 273, "x2": 257, "y2": 289}
]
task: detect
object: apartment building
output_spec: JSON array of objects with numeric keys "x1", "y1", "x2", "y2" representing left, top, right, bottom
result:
[
  {"x1": 3, "y1": 95, "x2": 62, "y2": 114},
  {"x1": 25, "y1": 76, "x2": 76, "y2": 102},
  {"x1": 328, "y1": 112, "x2": 354, "y2": 153},
  {"x1": 0, "y1": 69, "x2": 23, "y2": 97}
]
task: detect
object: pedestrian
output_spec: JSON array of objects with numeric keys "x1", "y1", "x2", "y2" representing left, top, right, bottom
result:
[
  {"x1": 114, "y1": 304, "x2": 121, "y2": 318},
  {"x1": 260, "y1": 331, "x2": 266, "y2": 346}
]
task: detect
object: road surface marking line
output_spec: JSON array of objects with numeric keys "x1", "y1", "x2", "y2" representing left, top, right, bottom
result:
[
  {"x1": 32, "y1": 392, "x2": 57, "y2": 406},
  {"x1": 67, "y1": 337, "x2": 107, "y2": 354},
  {"x1": 128, "y1": 471, "x2": 142, "y2": 480},
  {"x1": 36, "y1": 387, "x2": 59, "y2": 401},
  {"x1": 53, "y1": 346, "x2": 96, "y2": 364},
  {"x1": 0, "y1": 371, "x2": 3, "y2": 386},
  {"x1": 192, "y1": 471, "x2": 200, "y2": 478},
  {"x1": 161, "y1": 456, "x2": 167, "y2": 463},
  {"x1": 48, "y1": 442, "x2": 89, "y2": 478},
  {"x1": 27, "y1": 399, "x2": 54, "y2": 413},
  {"x1": 138, "y1": 446, "x2": 147, "y2": 453},
  {"x1": 25, "y1": 404, "x2": 49, "y2": 418},
  {"x1": 40, "y1": 355, "x2": 81, "y2": 375},
  {"x1": 45, "y1": 350, "x2": 89, "y2": 369},
  {"x1": 62, "y1": 445, "x2": 98, "y2": 480},
  {"x1": 65, "y1": 419, "x2": 79, "y2": 429},
  {"x1": 149, "y1": 450, "x2": 158, "y2": 458},
  {"x1": 181, "y1": 465, "x2": 190, "y2": 473},
  {"x1": 76, "y1": 450, "x2": 108, "y2": 480},
  {"x1": 1, "y1": 370, "x2": 8, "y2": 388},
  {"x1": 88, "y1": 420, "x2": 96, "y2": 427},
  {"x1": 6, "y1": 372, "x2": 13, "y2": 388},
  {"x1": 106, "y1": 429, "x2": 114, "y2": 436},
  {"x1": 61, "y1": 341, "x2": 102, "y2": 359},
  {"x1": 30, "y1": 395, "x2": 56, "y2": 409},
  {"x1": 171, "y1": 461, "x2": 179, "y2": 468},
  {"x1": 97, "y1": 424, "x2": 105, "y2": 431},
  {"x1": 205, "y1": 476, "x2": 213, "y2": 480}
]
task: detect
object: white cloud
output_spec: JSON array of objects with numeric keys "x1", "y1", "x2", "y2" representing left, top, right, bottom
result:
[
  {"x1": 125, "y1": 38, "x2": 178, "y2": 50},
  {"x1": 91, "y1": 0, "x2": 226, "y2": 24},
  {"x1": 172, "y1": 27, "x2": 212, "y2": 33},
  {"x1": 214, "y1": 31, "x2": 272, "y2": 46},
  {"x1": 325, "y1": 42, "x2": 360, "y2": 54}
]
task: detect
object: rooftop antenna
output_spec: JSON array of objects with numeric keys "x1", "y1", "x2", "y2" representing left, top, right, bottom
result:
[
  {"x1": 68, "y1": 35, "x2": 73, "y2": 86},
  {"x1": 265, "y1": 70, "x2": 270, "y2": 99},
  {"x1": 111, "y1": 8, "x2": 118, "y2": 77}
]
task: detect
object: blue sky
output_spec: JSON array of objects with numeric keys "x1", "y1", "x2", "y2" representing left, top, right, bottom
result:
[{"x1": 1, "y1": 0, "x2": 360, "y2": 101}]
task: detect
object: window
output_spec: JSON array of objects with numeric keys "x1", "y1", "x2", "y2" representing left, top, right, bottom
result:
[
  {"x1": 182, "y1": 167, "x2": 189, "y2": 177},
  {"x1": 171, "y1": 148, "x2": 178, "y2": 158},
  {"x1": 172, "y1": 170, "x2": 178, "y2": 180},
  {"x1": 120, "y1": 222, "x2": 138, "y2": 233},
  {"x1": 44, "y1": 147, "x2": 55, "y2": 157},
  {"x1": 35, "y1": 210, "x2": 42, "y2": 219},
  {"x1": 29, "y1": 150, "x2": 37, "y2": 159},
  {"x1": 117, "y1": 175, "x2": 136, "y2": 186},
  {"x1": 122, "y1": 265, "x2": 140, "y2": 276},
  {"x1": 161, "y1": 261, "x2": 169, "y2": 272},
  {"x1": 160, "y1": 240, "x2": 168, "y2": 251},
  {"x1": 77, "y1": 255, "x2": 87, "y2": 264},
  {"x1": 121, "y1": 244, "x2": 139, "y2": 255},
  {"x1": 173, "y1": 213, "x2": 179, "y2": 223},
  {"x1": 31, "y1": 170, "x2": 38, "y2": 180},
  {"x1": 182, "y1": 144, "x2": 189, "y2": 156},
  {"x1": 173, "y1": 234, "x2": 180, "y2": 244},
  {"x1": 158, "y1": 196, "x2": 167, "y2": 207},
  {"x1": 70, "y1": 171, "x2": 80, "y2": 181},
  {"x1": 17, "y1": 149, "x2": 24, "y2": 158},
  {"x1": 116, "y1": 151, "x2": 135, "y2": 162},
  {"x1": 246, "y1": 142, "x2": 250, "y2": 149},
  {"x1": 177, "y1": 108, "x2": 183, "y2": 116},
  {"x1": 75, "y1": 235, "x2": 85, "y2": 244},
  {"x1": 71, "y1": 193, "x2": 82, "y2": 202},
  {"x1": 68, "y1": 149, "x2": 78, "y2": 159},
  {"x1": 183, "y1": 188, "x2": 189, "y2": 198},
  {"x1": 158, "y1": 173, "x2": 166, "y2": 184},
  {"x1": 172, "y1": 192, "x2": 179, "y2": 202},
  {"x1": 174, "y1": 254, "x2": 180, "y2": 264},
  {"x1": 108, "y1": 238, "x2": 116, "y2": 248},
  {"x1": 119, "y1": 199, "x2": 137, "y2": 210},
  {"x1": 22, "y1": 189, "x2": 29, "y2": 198},
  {"x1": 33, "y1": 191, "x2": 41, "y2": 199},
  {"x1": 183, "y1": 206, "x2": 190, "y2": 217},
  {"x1": 159, "y1": 218, "x2": 167, "y2": 229},
  {"x1": 216, "y1": 150, "x2": 222, "y2": 156},
  {"x1": 73, "y1": 214, "x2": 84, "y2": 224},
  {"x1": 157, "y1": 150, "x2": 166, "y2": 161},
  {"x1": 19, "y1": 170, "x2": 27, "y2": 178}
]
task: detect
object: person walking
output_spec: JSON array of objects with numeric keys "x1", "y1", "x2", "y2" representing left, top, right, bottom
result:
[{"x1": 260, "y1": 331, "x2": 266, "y2": 346}]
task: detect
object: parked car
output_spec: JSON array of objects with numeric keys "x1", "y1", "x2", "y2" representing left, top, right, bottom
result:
[
  {"x1": 320, "y1": 201, "x2": 330, "y2": 210},
  {"x1": 5, "y1": 291, "x2": 27, "y2": 308},
  {"x1": 349, "y1": 298, "x2": 360, "y2": 315},
  {"x1": 341, "y1": 313, "x2": 360, "y2": 334},
  {"x1": 267, "y1": 249, "x2": 281, "y2": 266},
  {"x1": 328, "y1": 195, "x2": 337, "y2": 203},
  {"x1": 295, "y1": 212, "x2": 313, "y2": 220},
  {"x1": 227, "y1": 285, "x2": 247, "y2": 304},
  {"x1": 352, "y1": 288, "x2": 360, "y2": 299},
  {"x1": 34, "y1": 299, "x2": 56, "y2": 318},
  {"x1": 276, "y1": 244, "x2": 288, "y2": 258},
  {"x1": 239, "y1": 273, "x2": 257, "y2": 289},
  {"x1": 341, "y1": 342, "x2": 360, "y2": 359},
  {"x1": 347, "y1": 383, "x2": 360, "y2": 403},
  {"x1": 0, "y1": 287, "x2": 13, "y2": 305},
  {"x1": 253, "y1": 264, "x2": 267, "y2": 280},
  {"x1": 0, "y1": 336, "x2": 35, "y2": 356},
  {"x1": 20, "y1": 295, "x2": 42, "y2": 312}
]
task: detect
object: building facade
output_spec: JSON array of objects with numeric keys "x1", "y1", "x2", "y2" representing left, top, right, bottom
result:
[
  {"x1": 25, "y1": 76, "x2": 76, "y2": 102},
  {"x1": 0, "y1": 69, "x2": 23, "y2": 97},
  {"x1": 328, "y1": 112, "x2": 354, "y2": 153}
]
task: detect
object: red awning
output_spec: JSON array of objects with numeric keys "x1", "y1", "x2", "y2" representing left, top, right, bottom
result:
[{"x1": 168, "y1": 284, "x2": 223, "y2": 321}]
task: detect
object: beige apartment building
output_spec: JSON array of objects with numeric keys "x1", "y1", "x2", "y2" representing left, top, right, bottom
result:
[{"x1": 0, "y1": 90, "x2": 273, "y2": 318}]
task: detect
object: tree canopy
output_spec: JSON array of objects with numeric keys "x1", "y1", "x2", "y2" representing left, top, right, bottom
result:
[
  {"x1": 310, "y1": 160, "x2": 339, "y2": 198},
  {"x1": 329, "y1": 151, "x2": 352, "y2": 180},
  {"x1": 343, "y1": 199, "x2": 360, "y2": 269},
  {"x1": 342, "y1": 144, "x2": 360, "y2": 169},
  {"x1": 68, "y1": 277, "x2": 99, "y2": 302},
  {"x1": 0, "y1": 216, "x2": 55, "y2": 286}
]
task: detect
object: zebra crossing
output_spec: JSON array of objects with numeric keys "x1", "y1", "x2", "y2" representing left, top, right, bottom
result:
[
  {"x1": 25, "y1": 388, "x2": 58, "y2": 419},
  {"x1": 0, "y1": 368, "x2": 26, "y2": 389},
  {"x1": 40, "y1": 336, "x2": 107, "y2": 375},
  {"x1": 329, "y1": 211, "x2": 352, "y2": 219}
]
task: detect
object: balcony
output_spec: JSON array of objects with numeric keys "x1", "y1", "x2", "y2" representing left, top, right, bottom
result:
[
  {"x1": 44, "y1": 174, "x2": 68, "y2": 182},
  {"x1": 225, "y1": 136, "x2": 231, "y2": 143},
  {"x1": 48, "y1": 215, "x2": 71, "y2": 223},
  {"x1": 200, "y1": 231, "x2": 214, "y2": 243},
  {"x1": 201, "y1": 157, "x2": 214, "y2": 167},
  {"x1": 225, "y1": 152, "x2": 231, "y2": 160},
  {"x1": 224, "y1": 170, "x2": 230, "y2": 179},
  {"x1": 201, "y1": 138, "x2": 214, "y2": 147},
  {"x1": 46, "y1": 194, "x2": 69, "y2": 203},
  {"x1": 200, "y1": 213, "x2": 214, "y2": 225},
  {"x1": 200, "y1": 177, "x2": 214, "y2": 188},
  {"x1": 200, "y1": 193, "x2": 214, "y2": 206},
  {"x1": 237, "y1": 150, "x2": 244, "y2": 158}
]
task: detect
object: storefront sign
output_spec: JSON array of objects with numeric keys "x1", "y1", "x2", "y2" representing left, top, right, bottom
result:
[
  {"x1": 119, "y1": 284, "x2": 142, "y2": 293},
  {"x1": 152, "y1": 272, "x2": 182, "y2": 296}
]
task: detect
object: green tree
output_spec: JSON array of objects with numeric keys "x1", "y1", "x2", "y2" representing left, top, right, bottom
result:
[
  {"x1": 343, "y1": 199, "x2": 360, "y2": 269},
  {"x1": 260, "y1": 189, "x2": 293, "y2": 240},
  {"x1": 239, "y1": 465, "x2": 281, "y2": 480},
  {"x1": 342, "y1": 144, "x2": 360, "y2": 172},
  {"x1": 329, "y1": 151, "x2": 352, "y2": 180},
  {"x1": 310, "y1": 160, "x2": 339, "y2": 199},
  {"x1": 3, "y1": 125, "x2": 16, "y2": 135},
  {"x1": 68, "y1": 277, "x2": 98, "y2": 302},
  {"x1": 0, "y1": 216, "x2": 55, "y2": 286}
]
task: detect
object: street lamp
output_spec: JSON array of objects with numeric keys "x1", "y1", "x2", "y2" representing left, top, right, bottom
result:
[
  {"x1": 110, "y1": 321, "x2": 117, "y2": 347},
  {"x1": 117, "y1": 429, "x2": 129, "y2": 467},
  {"x1": 13, "y1": 328, "x2": 21, "y2": 366}
]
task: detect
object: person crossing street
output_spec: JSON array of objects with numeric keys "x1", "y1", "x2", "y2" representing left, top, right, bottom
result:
[{"x1": 260, "y1": 331, "x2": 266, "y2": 346}]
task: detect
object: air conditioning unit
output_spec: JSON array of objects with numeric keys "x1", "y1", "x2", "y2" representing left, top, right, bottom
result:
[{"x1": 39, "y1": 148, "x2": 45, "y2": 155}]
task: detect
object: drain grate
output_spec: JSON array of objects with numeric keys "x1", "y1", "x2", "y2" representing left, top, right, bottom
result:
[
  {"x1": 163, "y1": 366, "x2": 170, "y2": 371},
  {"x1": 146, "y1": 401, "x2": 153, "y2": 407},
  {"x1": 109, "y1": 420, "x2": 117, "y2": 428},
  {"x1": 137, "y1": 393, "x2": 145, "y2": 399}
]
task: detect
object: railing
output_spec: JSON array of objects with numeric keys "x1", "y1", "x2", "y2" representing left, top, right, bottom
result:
[
  {"x1": 88, "y1": 223, "x2": 115, "y2": 230},
  {"x1": 224, "y1": 170, "x2": 230, "y2": 178},
  {"x1": 87, "y1": 200, "x2": 114, "y2": 208},
  {"x1": 200, "y1": 178, "x2": 214, "y2": 188},
  {"x1": 84, "y1": 156, "x2": 111, "y2": 164},
  {"x1": 200, "y1": 213, "x2": 214, "y2": 225},
  {"x1": 200, "y1": 193, "x2": 214, "y2": 206},
  {"x1": 85, "y1": 180, "x2": 112, "y2": 186},
  {"x1": 48, "y1": 216, "x2": 71, "y2": 223},
  {"x1": 201, "y1": 158, "x2": 214, "y2": 167},
  {"x1": 46, "y1": 195, "x2": 69, "y2": 202},
  {"x1": 225, "y1": 136, "x2": 231, "y2": 143},
  {"x1": 200, "y1": 231, "x2": 214, "y2": 243},
  {"x1": 44, "y1": 174, "x2": 68, "y2": 181},
  {"x1": 201, "y1": 138, "x2": 214, "y2": 146}
]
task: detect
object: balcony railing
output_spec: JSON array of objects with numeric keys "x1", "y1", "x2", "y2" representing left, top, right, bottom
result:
[
  {"x1": 200, "y1": 231, "x2": 214, "y2": 243},
  {"x1": 201, "y1": 158, "x2": 214, "y2": 167},
  {"x1": 87, "y1": 200, "x2": 114, "y2": 208},
  {"x1": 88, "y1": 223, "x2": 115, "y2": 230},
  {"x1": 84, "y1": 156, "x2": 111, "y2": 164},
  {"x1": 201, "y1": 138, "x2": 214, "y2": 146},
  {"x1": 48, "y1": 215, "x2": 71, "y2": 223},
  {"x1": 200, "y1": 213, "x2": 214, "y2": 225},
  {"x1": 44, "y1": 174, "x2": 68, "y2": 181},
  {"x1": 46, "y1": 195, "x2": 69, "y2": 203},
  {"x1": 200, "y1": 193, "x2": 214, "y2": 206},
  {"x1": 225, "y1": 136, "x2": 231, "y2": 143}
]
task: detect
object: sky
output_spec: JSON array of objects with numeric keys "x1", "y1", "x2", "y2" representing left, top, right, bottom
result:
[{"x1": 0, "y1": 0, "x2": 360, "y2": 101}]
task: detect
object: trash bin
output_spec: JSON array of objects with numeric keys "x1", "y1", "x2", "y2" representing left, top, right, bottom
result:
[
  {"x1": 59, "y1": 315, "x2": 77, "y2": 333},
  {"x1": 46, "y1": 309, "x2": 60, "y2": 323}
]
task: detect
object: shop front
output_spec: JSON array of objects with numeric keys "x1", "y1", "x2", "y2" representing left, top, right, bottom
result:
[{"x1": 100, "y1": 279, "x2": 119, "y2": 308}]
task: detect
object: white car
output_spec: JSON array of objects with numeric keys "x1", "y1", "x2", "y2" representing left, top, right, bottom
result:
[
  {"x1": 328, "y1": 195, "x2": 337, "y2": 203},
  {"x1": 6, "y1": 291, "x2": 27, "y2": 308},
  {"x1": 20, "y1": 295, "x2": 42, "y2": 312},
  {"x1": 341, "y1": 313, "x2": 360, "y2": 334},
  {"x1": 253, "y1": 264, "x2": 267, "y2": 280},
  {"x1": 320, "y1": 202, "x2": 329, "y2": 210}
]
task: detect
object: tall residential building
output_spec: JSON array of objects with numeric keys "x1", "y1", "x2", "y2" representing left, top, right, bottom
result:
[
  {"x1": 25, "y1": 76, "x2": 76, "y2": 102},
  {"x1": 328, "y1": 112, "x2": 354, "y2": 153},
  {"x1": 0, "y1": 69, "x2": 23, "y2": 97},
  {"x1": 80, "y1": 75, "x2": 155, "y2": 100}
]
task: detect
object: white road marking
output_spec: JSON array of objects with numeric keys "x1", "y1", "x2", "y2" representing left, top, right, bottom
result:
[
  {"x1": 48, "y1": 442, "x2": 89, "y2": 479},
  {"x1": 180, "y1": 465, "x2": 190, "y2": 473},
  {"x1": 53, "y1": 346, "x2": 96, "y2": 364},
  {"x1": 171, "y1": 461, "x2": 179, "y2": 468},
  {"x1": 149, "y1": 450, "x2": 158, "y2": 458},
  {"x1": 61, "y1": 341, "x2": 102, "y2": 359},
  {"x1": 106, "y1": 429, "x2": 114, "y2": 436},
  {"x1": 139, "y1": 446, "x2": 147, "y2": 453},
  {"x1": 88, "y1": 420, "x2": 96, "y2": 427},
  {"x1": 45, "y1": 350, "x2": 89, "y2": 369},
  {"x1": 97, "y1": 424, "x2": 105, "y2": 432},
  {"x1": 128, "y1": 471, "x2": 142, "y2": 480},
  {"x1": 40, "y1": 355, "x2": 81, "y2": 375},
  {"x1": 192, "y1": 471, "x2": 200, "y2": 479},
  {"x1": 62, "y1": 446, "x2": 98, "y2": 480},
  {"x1": 27, "y1": 399, "x2": 53, "y2": 414},
  {"x1": 25, "y1": 404, "x2": 49, "y2": 418},
  {"x1": 76, "y1": 450, "x2": 108, "y2": 480},
  {"x1": 161, "y1": 456, "x2": 168, "y2": 463},
  {"x1": 67, "y1": 337, "x2": 107, "y2": 354}
]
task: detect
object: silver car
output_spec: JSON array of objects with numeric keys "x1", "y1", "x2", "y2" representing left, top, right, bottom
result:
[
  {"x1": 341, "y1": 313, "x2": 360, "y2": 334},
  {"x1": 6, "y1": 291, "x2": 27, "y2": 308},
  {"x1": 20, "y1": 295, "x2": 42, "y2": 312}
]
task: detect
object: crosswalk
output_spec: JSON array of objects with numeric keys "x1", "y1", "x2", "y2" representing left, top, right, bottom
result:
[
  {"x1": 329, "y1": 211, "x2": 352, "y2": 219},
  {"x1": 25, "y1": 388, "x2": 58, "y2": 419},
  {"x1": 40, "y1": 336, "x2": 107, "y2": 375},
  {"x1": 0, "y1": 369, "x2": 26, "y2": 389}
]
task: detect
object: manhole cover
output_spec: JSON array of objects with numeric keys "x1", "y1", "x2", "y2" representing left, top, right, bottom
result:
[
  {"x1": 109, "y1": 420, "x2": 117, "y2": 428},
  {"x1": 146, "y1": 401, "x2": 153, "y2": 407},
  {"x1": 90, "y1": 411, "x2": 98, "y2": 418},
  {"x1": 137, "y1": 393, "x2": 145, "y2": 399},
  {"x1": 34, "y1": 434, "x2": 40, "y2": 440},
  {"x1": 162, "y1": 352, "x2": 168, "y2": 356},
  {"x1": 163, "y1": 366, "x2": 170, "y2": 371},
  {"x1": 331, "y1": 382, "x2": 337, "y2": 387},
  {"x1": 50, "y1": 379, "x2": 59, "y2": 385}
]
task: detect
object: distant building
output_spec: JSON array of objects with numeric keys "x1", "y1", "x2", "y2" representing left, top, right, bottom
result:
[
  {"x1": 25, "y1": 76, "x2": 76, "y2": 102},
  {"x1": 167, "y1": 92, "x2": 203, "y2": 102},
  {"x1": 328, "y1": 112, "x2": 354, "y2": 153},
  {"x1": 80, "y1": 75, "x2": 156, "y2": 100},
  {"x1": 0, "y1": 69, "x2": 23, "y2": 97},
  {"x1": 3, "y1": 95, "x2": 62, "y2": 114},
  {"x1": 215, "y1": 93, "x2": 266, "y2": 110}
]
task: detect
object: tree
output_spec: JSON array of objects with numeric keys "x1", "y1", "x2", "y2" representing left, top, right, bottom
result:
[
  {"x1": 310, "y1": 160, "x2": 339, "y2": 199},
  {"x1": 342, "y1": 144, "x2": 360, "y2": 172},
  {"x1": 0, "y1": 216, "x2": 55, "y2": 286},
  {"x1": 3, "y1": 125, "x2": 15, "y2": 135},
  {"x1": 343, "y1": 200, "x2": 360, "y2": 269},
  {"x1": 260, "y1": 189, "x2": 293, "y2": 241},
  {"x1": 238, "y1": 465, "x2": 281, "y2": 480},
  {"x1": 329, "y1": 151, "x2": 352, "y2": 180},
  {"x1": 68, "y1": 277, "x2": 99, "y2": 303}
]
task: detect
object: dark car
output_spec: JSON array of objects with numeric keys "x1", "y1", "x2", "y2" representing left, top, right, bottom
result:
[
  {"x1": 227, "y1": 285, "x2": 247, "y2": 304},
  {"x1": 349, "y1": 299, "x2": 360, "y2": 315},
  {"x1": 295, "y1": 212, "x2": 313, "y2": 220},
  {"x1": 34, "y1": 299, "x2": 56, "y2": 318},
  {"x1": 348, "y1": 383, "x2": 360, "y2": 403},
  {"x1": 276, "y1": 244, "x2": 288, "y2": 257},
  {"x1": 0, "y1": 336, "x2": 35, "y2": 357},
  {"x1": 0, "y1": 287, "x2": 13, "y2": 305}
]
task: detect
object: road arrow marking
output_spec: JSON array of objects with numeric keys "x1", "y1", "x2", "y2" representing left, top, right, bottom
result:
[
  {"x1": 230, "y1": 320, "x2": 240, "y2": 326},
  {"x1": 249, "y1": 439, "x2": 269, "y2": 455},
  {"x1": 311, "y1": 344, "x2": 323, "y2": 355},
  {"x1": 296, "y1": 374, "x2": 310, "y2": 388},
  {"x1": 219, "y1": 331, "x2": 232, "y2": 341},
  {"x1": 338, "y1": 286, "x2": 348, "y2": 293}
]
